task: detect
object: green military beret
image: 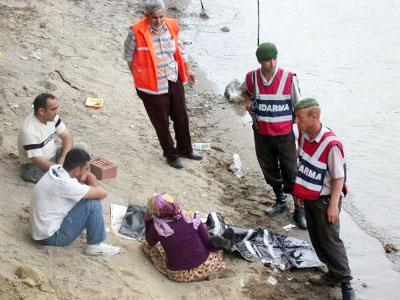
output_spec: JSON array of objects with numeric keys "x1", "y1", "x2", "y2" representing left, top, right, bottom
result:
[
  {"x1": 256, "y1": 42, "x2": 278, "y2": 62},
  {"x1": 294, "y1": 97, "x2": 319, "y2": 112}
]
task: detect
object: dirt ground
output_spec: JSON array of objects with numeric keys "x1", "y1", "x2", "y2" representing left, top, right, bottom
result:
[{"x1": 0, "y1": 0, "x2": 339, "y2": 299}]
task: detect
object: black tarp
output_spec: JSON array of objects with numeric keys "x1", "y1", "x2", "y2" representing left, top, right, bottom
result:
[{"x1": 206, "y1": 212, "x2": 322, "y2": 270}]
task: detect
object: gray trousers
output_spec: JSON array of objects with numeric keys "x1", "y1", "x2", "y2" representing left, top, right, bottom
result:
[
  {"x1": 21, "y1": 142, "x2": 90, "y2": 183},
  {"x1": 304, "y1": 196, "x2": 352, "y2": 282}
]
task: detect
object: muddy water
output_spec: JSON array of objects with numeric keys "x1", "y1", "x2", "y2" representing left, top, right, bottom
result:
[{"x1": 180, "y1": 0, "x2": 400, "y2": 298}]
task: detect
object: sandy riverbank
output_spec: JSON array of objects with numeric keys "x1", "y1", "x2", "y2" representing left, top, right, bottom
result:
[{"x1": 0, "y1": 0, "x2": 338, "y2": 299}]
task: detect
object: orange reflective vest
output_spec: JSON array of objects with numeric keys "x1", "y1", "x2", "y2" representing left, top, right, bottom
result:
[{"x1": 131, "y1": 17, "x2": 188, "y2": 92}]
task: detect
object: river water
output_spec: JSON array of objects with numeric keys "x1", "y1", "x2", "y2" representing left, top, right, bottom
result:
[{"x1": 180, "y1": 0, "x2": 400, "y2": 298}]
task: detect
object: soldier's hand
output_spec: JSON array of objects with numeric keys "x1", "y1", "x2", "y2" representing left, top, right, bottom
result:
[
  {"x1": 327, "y1": 203, "x2": 339, "y2": 224},
  {"x1": 244, "y1": 100, "x2": 253, "y2": 112}
]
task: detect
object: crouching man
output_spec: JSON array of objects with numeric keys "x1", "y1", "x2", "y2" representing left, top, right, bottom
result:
[
  {"x1": 30, "y1": 149, "x2": 120, "y2": 256},
  {"x1": 18, "y1": 93, "x2": 89, "y2": 183}
]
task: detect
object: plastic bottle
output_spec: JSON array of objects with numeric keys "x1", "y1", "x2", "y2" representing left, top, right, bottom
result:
[
  {"x1": 230, "y1": 153, "x2": 244, "y2": 178},
  {"x1": 193, "y1": 142, "x2": 211, "y2": 151}
]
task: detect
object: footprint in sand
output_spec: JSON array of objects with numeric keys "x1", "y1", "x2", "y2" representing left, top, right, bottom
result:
[
  {"x1": 120, "y1": 269, "x2": 140, "y2": 280},
  {"x1": 38, "y1": 80, "x2": 57, "y2": 92}
]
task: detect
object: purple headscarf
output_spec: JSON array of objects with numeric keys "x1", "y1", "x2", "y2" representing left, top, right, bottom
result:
[{"x1": 148, "y1": 193, "x2": 201, "y2": 237}]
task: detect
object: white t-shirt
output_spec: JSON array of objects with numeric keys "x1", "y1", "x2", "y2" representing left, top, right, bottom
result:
[
  {"x1": 30, "y1": 165, "x2": 90, "y2": 240},
  {"x1": 17, "y1": 112, "x2": 66, "y2": 164}
]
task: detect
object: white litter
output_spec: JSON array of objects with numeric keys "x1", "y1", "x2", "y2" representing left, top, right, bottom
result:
[
  {"x1": 193, "y1": 142, "x2": 211, "y2": 151},
  {"x1": 239, "y1": 278, "x2": 245, "y2": 288},
  {"x1": 266, "y1": 275, "x2": 278, "y2": 286},
  {"x1": 229, "y1": 153, "x2": 244, "y2": 178},
  {"x1": 282, "y1": 224, "x2": 296, "y2": 231},
  {"x1": 31, "y1": 54, "x2": 41, "y2": 60}
]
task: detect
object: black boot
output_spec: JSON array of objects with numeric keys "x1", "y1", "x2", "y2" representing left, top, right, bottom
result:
[
  {"x1": 266, "y1": 186, "x2": 287, "y2": 216},
  {"x1": 341, "y1": 281, "x2": 355, "y2": 300},
  {"x1": 293, "y1": 206, "x2": 307, "y2": 230}
]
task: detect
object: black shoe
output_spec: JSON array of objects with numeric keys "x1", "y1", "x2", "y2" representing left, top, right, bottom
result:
[
  {"x1": 181, "y1": 153, "x2": 203, "y2": 160},
  {"x1": 293, "y1": 207, "x2": 307, "y2": 230},
  {"x1": 341, "y1": 282, "x2": 356, "y2": 300},
  {"x1": 266, "y1": 195, "x2": 287, "y2": 216},
  {"x1": 166, "y1": 158, "x2": 183, "y2": 169}
]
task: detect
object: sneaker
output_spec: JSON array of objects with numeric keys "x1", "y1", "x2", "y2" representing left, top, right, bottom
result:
[
  {"x1": 341, "y1": 281, "x2": 356, "y2": 300},
  {"x1": 166, "y1": 158, "x2": 184, "y2": 169},
  {"x1": 85, "y1": 243, "x2": 120, "y2": 256}
]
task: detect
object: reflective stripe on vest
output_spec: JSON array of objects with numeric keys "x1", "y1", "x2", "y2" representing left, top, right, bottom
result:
[
  {"x1": 250, "y1": 68, "x2": 294, "y2": 136},
  {"x1": 131, "y1": 17, "x2": 188, "y2": 92},
  {"x1": 293, "y1": 129, "x2": 346, "y2": 200}
]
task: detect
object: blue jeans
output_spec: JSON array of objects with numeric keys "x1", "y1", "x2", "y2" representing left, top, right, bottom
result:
[{"x1": 40, "y1": 199, "x2": 106, "y2": 246}]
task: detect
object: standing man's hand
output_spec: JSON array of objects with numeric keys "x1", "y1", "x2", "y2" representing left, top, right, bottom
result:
[
  {"x1": 188, "y1": 70, "x2": 196, "y2": 86},
  {"x1": 127, "y1": 61, "x2": 133, "y2": 72},
  {"x1": 244, "y1": 99, "x2": 254, "y2": 112},
  {"x1": 327, "y1": 177, "x2": 344, "y2": 224},
  {"x1": 241, "y1": 90, "x2": 253, "y2": 112},
  {"x1": 327, "y1": 203, "x2": 339, "y2": 224}
]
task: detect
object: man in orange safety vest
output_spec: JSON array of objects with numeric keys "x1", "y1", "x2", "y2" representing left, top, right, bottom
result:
[{"x1": 124, "y1": 0, "x2": 201, "y2": 169}]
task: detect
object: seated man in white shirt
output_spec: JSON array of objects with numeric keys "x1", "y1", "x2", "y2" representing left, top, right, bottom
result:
[
  {"x1": 31, "y1": 148, "x2": 120, "y2": 256},
  {"x1": 17, "y1": 93, "x2": 87, "y2": 183}
]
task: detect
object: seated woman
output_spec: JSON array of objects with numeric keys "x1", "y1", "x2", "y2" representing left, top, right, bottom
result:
[{"x1": 143, "y1": 193, "x2": 231, "y2": 282}]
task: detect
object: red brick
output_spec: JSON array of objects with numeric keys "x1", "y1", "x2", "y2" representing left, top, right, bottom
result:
[{"x1": 90, "y1": 156, "x2": 117, "y2": 180}]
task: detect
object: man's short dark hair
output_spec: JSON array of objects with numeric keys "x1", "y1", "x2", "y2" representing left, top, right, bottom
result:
[
  {"x1": 63, "y1": 149, "x2": 91, "y2": 171},
  {"x1": 33, "y1": 93, "x2": 56, "y2": 113}
]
